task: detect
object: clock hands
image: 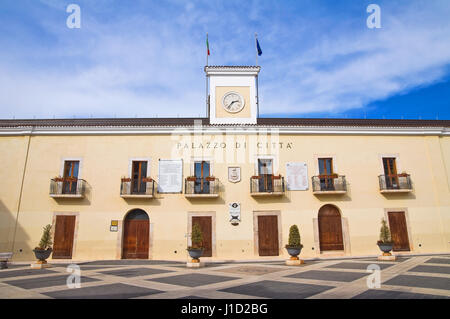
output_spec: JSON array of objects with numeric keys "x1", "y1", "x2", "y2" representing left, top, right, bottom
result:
[
  {"x1": 222, "y1": 92, "x2": 244, "y2": 113},
  {"x1": 228, "y1": 99, "x2": 239, "y2": 108}
]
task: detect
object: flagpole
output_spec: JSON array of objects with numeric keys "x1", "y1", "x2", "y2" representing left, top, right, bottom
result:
[
  {"x1": 206, "y1": 33, "x2": 209, "y2": 118},
  {"x1": 255, "y1": 33, "x2": 258, "y2": 66},
  {"x1": 255, "y1": 33, "x2": 259, "y2": 116}
]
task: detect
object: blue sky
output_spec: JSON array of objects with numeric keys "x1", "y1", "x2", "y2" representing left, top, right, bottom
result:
[{"x1": 0, "y1": 0, "x2": 449, "y2": 119}]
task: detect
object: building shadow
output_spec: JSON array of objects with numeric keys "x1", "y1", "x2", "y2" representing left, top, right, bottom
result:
[
  {"x1": 0, "y1": 200, "x2": 31, "y2": 262},
  {"x1": 184, "y1": 197, "x2": 226, "y2": 205},
  {"x1": 51, "y1": 181, "x2": 92, "y2": 206},
  {"x1": 381, "y1": 192, "x2": 416, "y2": 200},
  {"x1": 121, "y1": 197, "x2": 163, "y2": 206},
  {"x1": 250, "y1": 194, "x2": 292, "y2": 204}
]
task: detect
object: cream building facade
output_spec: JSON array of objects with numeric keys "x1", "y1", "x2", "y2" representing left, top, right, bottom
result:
[{"x1": 0, "y1": 66, "x2": 449, "y2": 262}]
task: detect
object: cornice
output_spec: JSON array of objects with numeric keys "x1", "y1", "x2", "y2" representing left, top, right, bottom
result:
[{"x1": 0, "y1": 125, "x2": 448, "y2": 136}]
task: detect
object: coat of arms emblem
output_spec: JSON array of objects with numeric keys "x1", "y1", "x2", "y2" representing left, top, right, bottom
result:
[{"x1": 228, "y1": 167, "x2": 241, "y2": 183}]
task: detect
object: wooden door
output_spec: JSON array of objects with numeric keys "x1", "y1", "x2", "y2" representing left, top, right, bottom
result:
[
  {"x1": 192, "y1": 216, "x2": 212, "y2": 257},
  {"x1": 318, "y1": 205, "x2": 344, "y2": 251},
  {"x1": 122, "y1": 213, "x2": 149, "y2": 259},
  {"x1": 388, "y1": 212, "x2": 410, "y2": 251},
  {"x1": 383, "y1": 157, "x2": 399, "y2": 189},
  {"x1": 258, "y1": 215, "x2": 279, "y2": 256},
  {"x1": 258, "y1": 159, "x2": 273, "y2": 192},
  {"x1": 131, "y1": 161, "x2": 148, "y2": 194},
  {"x1": 318, "y1": 158, "x2": 335, "y2": 191},
  {"x1": 53, "y1": 215, "x2": 76, "y2": 259},
  {"x1": 62, "y1": 161, "x2": 79, "y2": 194},
  {"x1": 194, "y1": 161, "x2": 210, "y2": 194}
]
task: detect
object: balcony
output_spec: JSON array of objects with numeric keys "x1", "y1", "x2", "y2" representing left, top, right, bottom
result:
[
  {"x1": 120, "y1": 178, "x2": 155, "y2": 198},
  {"x1": 312, "y1": 175, "x2": 347, "y2": 195},
  {"x1": 50, "y1": 178, "x2": 86, "y2": 198},
  {"x1": 250, "y1": 175, "x2": 285, "y2": 196},
  {"x1": 379, "y1": 174, "x2": 412, "y2": 193},
  {"x1": 185, "y1": 177, "x2": 219, "y2": 198}
]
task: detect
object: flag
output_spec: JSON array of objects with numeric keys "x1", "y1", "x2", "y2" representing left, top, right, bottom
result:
[
  {"x1": 206, "y1": 35, "x2": 210, "y2": 56},
  {"x1": 256, "y1": 38, "x2": 262, "y2": 56}
]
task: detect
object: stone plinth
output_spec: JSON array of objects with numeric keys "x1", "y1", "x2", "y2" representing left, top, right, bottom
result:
[
  {"x1": 187, "y1": 262, "x2": 204, "y2": 268},
  {"x1": 285, "y1": 259, "x2": 304, "y2": 266},
  {"x1": 31, "y1": 261, "x2": 52, "y2": 269},
  {"x1": 377, "y1": 255, "x2": 396, "y2": 261}
]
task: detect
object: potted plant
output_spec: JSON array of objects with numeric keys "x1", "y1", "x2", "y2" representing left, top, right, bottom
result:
[
  {"x1": 285, "y1": 225, "x2": 303, "y2": 260},
  {"x1": 377, "y1": 218, "x2": 394, "y2": 255},
  {"x1": 52, "y1": 176, "x2": 64, "y2": 194},
  {"x1": 187, "y1": 222, "x2": 203, "y2": 262},
  {"x1": 33, "y1": 224, "x2": 53, "y2": 264},
  {"x1": 53, "y1": 176, "x2": 64, "y2": 182}
]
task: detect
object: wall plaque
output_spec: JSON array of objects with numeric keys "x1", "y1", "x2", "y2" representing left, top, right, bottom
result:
[
  {"x1": 229, "y1": 202, "x2": 241, "y2": 225},
  {"x1": 158, "y1": 159, "x2": 183, "y2": 193},
  {"x1": 286, "y1": 162, "x2": 308, "y2": 191},
  {"x1": 228, "y1": 167, "x2": 241, "y2": 183},
  {"x1": 110, "y1": 220, "x2": 118, "y2": 232}
]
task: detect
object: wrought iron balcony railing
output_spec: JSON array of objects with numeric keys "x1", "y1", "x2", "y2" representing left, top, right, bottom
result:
[
  {"x1": 50, "y1": 178, "x2": 86, "y2": 198},
  {"x1": 250, "y1": 175, "x2": 285, "y2": 196},
  {"x1": 312, "y1": 175, "x2": 347, "y2": 194},
  {"x1": 379, "y1": 174, "x2": 412, "y2": 192},
  {"x1": 185, "y1": 177, "x2": 219, "y2": 197},
  {"x1": 120, "y1": 178, "x2": 155, "y2": 197}
]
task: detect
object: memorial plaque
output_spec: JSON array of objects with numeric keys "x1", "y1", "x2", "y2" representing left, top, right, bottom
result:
[
  {"x1": 158, "y1": 159, "x2": 183, "y2": 193},
  {"x1": 286, "y1": 162, "x2": 308, "y2": 191}
]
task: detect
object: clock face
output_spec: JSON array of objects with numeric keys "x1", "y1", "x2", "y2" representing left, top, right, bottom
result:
[{"x1": 222, "y1": 91, "x2": 245, "y2": 113}]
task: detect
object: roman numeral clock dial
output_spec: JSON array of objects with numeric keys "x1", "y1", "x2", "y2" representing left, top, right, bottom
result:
[{"x1": 222, "y1": 91, "x2": 245, "y2": 113}]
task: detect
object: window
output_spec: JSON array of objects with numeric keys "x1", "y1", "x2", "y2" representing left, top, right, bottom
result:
[
  {"x1": 131, "y1": 161, "x2": 148, "y2": 194},
  {"x1": 382, "y1": 157, "x2": 399, "y2": 189},
  {"x1": 258, "y1": 158, "x2": 273, "y2": 192},
  {"x1": 62, "y1": 160, "x2": 79, "y2": 194},
  {"x1": 318, "y1": 158, "x2": 334, "y2": 191},
  {"x1": 194, "y1": 161, "x2": 210, "y2": 194}
]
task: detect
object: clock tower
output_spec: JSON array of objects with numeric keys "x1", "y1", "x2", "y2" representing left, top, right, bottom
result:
[{"x1": 205, "y1": 66, "x2": 260, "y2": 125}]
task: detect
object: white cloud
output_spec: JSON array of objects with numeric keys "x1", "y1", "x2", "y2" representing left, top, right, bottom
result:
[
  {"x1": 260, "y1": 2, "x2": 450, "y2": 114},
  {"x1": 0, "y1": 1, "x2": 449, "y2": 118}
]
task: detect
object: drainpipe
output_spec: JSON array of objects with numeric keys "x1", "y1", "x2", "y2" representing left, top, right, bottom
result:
[{"x1": 11, "y1": 126, "x2": 33, "y2": 254}]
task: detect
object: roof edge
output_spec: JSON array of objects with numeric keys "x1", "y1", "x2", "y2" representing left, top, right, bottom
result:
[{"x1": 0, "y1": 117, "x2": 449, "y2": 128}]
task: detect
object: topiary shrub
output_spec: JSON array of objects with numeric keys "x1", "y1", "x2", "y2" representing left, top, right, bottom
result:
[
  {"x1": 189, "y1": 223, "x2": 203, "y2": 249},
  {"x1": 377, "y1": 218, "x2": 393, "y2": 244},
  {"x1": 285, "y1": 225, "x2": 303, "y2": 248},
  {"x1": 36, "y1": 224, "x2": 53, "y2": 250}
]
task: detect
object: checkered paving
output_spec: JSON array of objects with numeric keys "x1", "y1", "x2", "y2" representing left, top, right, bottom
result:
[
  {"x1": 285, "y1": 269, "x2": 368, "y2": 282},
  {"x1": 0, "y1": 255, "x2": 449, "y2": 299}
]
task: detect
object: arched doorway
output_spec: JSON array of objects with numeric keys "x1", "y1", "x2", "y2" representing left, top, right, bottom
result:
[
  {"x1": 318, "y1": 204, "x2": 344, "y2": 251},
  {"x1": 122, "y1": 209, "x2": 149, "y2": 259}
]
